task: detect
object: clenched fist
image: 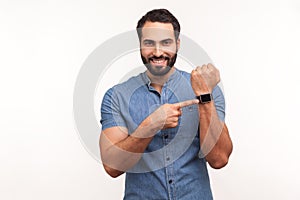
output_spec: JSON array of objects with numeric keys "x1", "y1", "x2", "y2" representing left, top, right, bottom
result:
[{"x1": 191, "y1": 63, "x2": 220, "y2": 95}]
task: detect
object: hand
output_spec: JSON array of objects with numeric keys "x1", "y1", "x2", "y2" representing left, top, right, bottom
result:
[
  {"x1": 149, "y1": 99, "x2": 199, "y2": 130},
  {"x1": 191, "y1": 63, "x2": 220, "y2": 95}
]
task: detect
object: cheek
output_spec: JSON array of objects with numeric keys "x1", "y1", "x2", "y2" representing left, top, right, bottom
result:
[
  {"x1": 161, "y1": 45, "x2": 177, "y2": 54},
  {"x1": 140, "y1": 47, "x2": 152, "y2": 57}
]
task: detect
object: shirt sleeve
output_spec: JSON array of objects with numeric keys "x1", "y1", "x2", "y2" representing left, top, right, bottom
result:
[
  {"x1": 100, "y1": 87, "x2": 127, "y2": 130},
  {"x1": 212, "y1": 85, "x2": 226, "y2": 121}
]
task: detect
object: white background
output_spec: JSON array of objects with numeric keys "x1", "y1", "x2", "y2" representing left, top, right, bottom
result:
[{"x1": 1, "y1": 0, "x2": 300, "y2": 199}]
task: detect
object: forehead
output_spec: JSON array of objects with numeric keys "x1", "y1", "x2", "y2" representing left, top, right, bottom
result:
[{"x1": 141, "y1": 21, "x2": 175, "y2": 41}]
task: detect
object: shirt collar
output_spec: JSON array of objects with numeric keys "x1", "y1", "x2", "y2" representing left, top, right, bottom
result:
[{"x1": 141, "y1": 68, "x2": 179, "y2": 89}]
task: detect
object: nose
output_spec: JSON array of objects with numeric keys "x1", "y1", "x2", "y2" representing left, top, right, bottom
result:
[{"x1": 153, "y1": 43, "x2": 163, "y2": 57}]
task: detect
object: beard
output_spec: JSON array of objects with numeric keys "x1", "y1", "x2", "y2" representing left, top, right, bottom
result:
[{"x1": 141, "y1": 52, "x2": 177, "y2": 76}]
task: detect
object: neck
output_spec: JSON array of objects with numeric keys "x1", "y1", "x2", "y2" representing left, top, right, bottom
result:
[{"x1": 146, "y1": 67, "x2": 176, "y2": 93}]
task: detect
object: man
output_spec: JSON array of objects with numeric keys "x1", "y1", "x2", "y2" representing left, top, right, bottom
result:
[{"x1": 100, "y1": 8, "x2": 233, "y2": 200}]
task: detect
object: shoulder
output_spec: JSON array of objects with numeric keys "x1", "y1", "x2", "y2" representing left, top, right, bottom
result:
[
  {"x1": 104, "y1": 73, "x2": 144, "y2": 96},
  {"x1": 176, "y1": 68, "x2": 191, "y2": 79},
  {"x1": 101, "y1": 72, "x2": 146, "y2": 107},
  {"x1": 212, "y1": 84, "x2": 226, "y2": 121},
  {"x1": 212, "y1": 85, "x2": 224, "y2": 101}
]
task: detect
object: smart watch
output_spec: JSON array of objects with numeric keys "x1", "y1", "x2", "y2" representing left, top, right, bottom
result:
[{"x1": 196, "y1": 94, "x2": 212, "y2": 104}]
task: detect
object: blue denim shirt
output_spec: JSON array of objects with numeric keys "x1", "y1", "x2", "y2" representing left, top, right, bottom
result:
[{"x1": 101, "y1": 69, "x2": 225, "y2": 200}]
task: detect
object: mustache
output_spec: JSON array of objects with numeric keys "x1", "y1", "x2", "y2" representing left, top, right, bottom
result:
[{"x1": 148, "y1": 55, "x2": 170, "y2": 61}]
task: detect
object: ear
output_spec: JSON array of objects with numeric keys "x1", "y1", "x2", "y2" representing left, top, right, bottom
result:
[{"x1": 176, "y1": 38, "x2": 181, "y2": 50}]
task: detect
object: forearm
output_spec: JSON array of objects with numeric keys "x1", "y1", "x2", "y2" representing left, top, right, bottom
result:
[
  {"x1": 101, "y1": 101, "x2": 196, "y2": 177},
  {"x1": 101, "y1": 117, "x2": 160, "y2": 176},
  {"x1": 198, "y1": 101, "x2": 233, "y2": 169}
]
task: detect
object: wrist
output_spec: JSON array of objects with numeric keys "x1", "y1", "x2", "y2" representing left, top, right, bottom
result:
[{"x1": 194, "y1": 88, "x2": 211, "y2": 96}]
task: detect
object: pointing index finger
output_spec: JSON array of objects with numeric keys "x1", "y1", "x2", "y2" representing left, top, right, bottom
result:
[{"x1": 175, "y1": 99, "x2": 199, "y2": 108}]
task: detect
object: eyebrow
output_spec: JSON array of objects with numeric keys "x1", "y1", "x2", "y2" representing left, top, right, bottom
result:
[
  {"x1": 143, "y1": 39, "x2": 155, "y2": 42},
  {"x1": 161, "y1": 38, "x2": 173, "y2": 43},
  {"x1": 142, "y1": 38, "x2": 174, "y2": 43}
]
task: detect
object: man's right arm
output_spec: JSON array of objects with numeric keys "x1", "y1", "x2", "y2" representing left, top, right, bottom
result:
[
  {"x1": 99, "y1": 100, "x2": 198, "y2": 178},
  {"x1": 100, "y1": 118, "x2": 159, "y2": 178}
]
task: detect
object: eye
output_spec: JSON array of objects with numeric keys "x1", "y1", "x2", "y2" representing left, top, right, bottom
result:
[
  {"x1": 143, "y1": 40, "x2": 154, "y2": 47},
  {"x1": 162, "y1": 40, "x2": 172, "y2": 46}
]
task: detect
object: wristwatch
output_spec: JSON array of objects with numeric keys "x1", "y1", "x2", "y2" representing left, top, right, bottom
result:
[{"x1": 196, "y1": 93, "x2": 212, "y2": 104}]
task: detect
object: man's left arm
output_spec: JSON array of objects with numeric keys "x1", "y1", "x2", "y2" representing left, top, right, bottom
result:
[{"x1": 191, "y1": 63, "x2": 233, "y2": 169}]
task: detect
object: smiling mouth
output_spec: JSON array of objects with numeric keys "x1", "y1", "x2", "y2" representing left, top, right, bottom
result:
[{"x1": 149, "y1": 56, "x2": 169, "y2": 65}]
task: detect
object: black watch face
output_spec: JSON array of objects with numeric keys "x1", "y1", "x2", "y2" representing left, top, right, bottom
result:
[{"x1": 201, "y1": 94, "x2": 211, "y2": 102}]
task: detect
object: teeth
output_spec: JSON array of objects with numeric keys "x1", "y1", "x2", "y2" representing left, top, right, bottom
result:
[{"x1": 152, "y1": 59, "x2": 164, "y2": 64}]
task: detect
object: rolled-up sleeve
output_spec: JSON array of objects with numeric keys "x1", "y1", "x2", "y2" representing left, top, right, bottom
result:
[{"x1": 100, "y1": 88, "x2": 127, "y2": 130}]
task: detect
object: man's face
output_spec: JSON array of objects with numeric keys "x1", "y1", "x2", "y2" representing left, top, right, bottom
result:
[{"x1": 140, "y1": 21, "x2": 180, "y2": 76}]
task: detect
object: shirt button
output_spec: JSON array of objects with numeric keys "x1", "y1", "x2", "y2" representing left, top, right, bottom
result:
[
  {"x1": 164, "y1": 135, "x2": 168, "y2": 139},
  {"x1": 168, "y1": 180, "x2": 173, "y2": 184},
  {"x1": 166, "y1": 157, "x2": 170, "y2": 161}
]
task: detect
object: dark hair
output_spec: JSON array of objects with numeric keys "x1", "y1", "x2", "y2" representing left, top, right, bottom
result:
[{"x1": 136, "y1": 9, "x2": 181, "y2": 41}]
